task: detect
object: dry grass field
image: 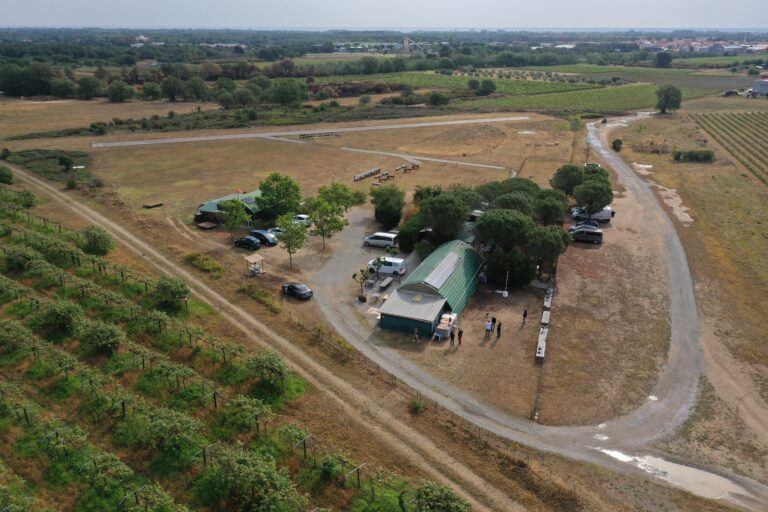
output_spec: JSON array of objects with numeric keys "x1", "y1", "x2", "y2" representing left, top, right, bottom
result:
[
  {"x1": 0, "y1": 98, "x2": 218, "y2": 139},
  {"x1": 611, "y1": 103, "x2": 768, "y2": 483}
]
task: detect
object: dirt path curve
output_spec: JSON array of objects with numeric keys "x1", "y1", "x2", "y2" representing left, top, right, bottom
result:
[
  {"x1": 307, "y1": 116, "x2": 768, "y2": 510},
  {"x1": 90, "y1": 116, "x2": 530, "y2": 148},
  {"x1": 8, "y1": 163, "x2": 522, "y2": 512},
  {"x1": 339, "y1": 147, "x2": 507, "y2": 170}
]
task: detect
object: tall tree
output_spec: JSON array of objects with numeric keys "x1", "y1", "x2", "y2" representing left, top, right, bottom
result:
[
  {"x1": 77, "y1": 76, "x2": 103, "y2": 100},
  {"x1": 370, "y1": 185, "x2": 406, "y2": 230},
  {"x1": 656, "y1": 85, "x2": 682, "y2": 114},
  {"x1": 307, "y1": 197, "x2": 347, "y2": 249},
  {"x1": 655, "y1": 51, "x2": 673, "y2": 68},
  {"x1": 276, "y1": 214, "x2": 307, "y2": 269},
  {"x1": 419, "y1": 193, "x2": 468, "y2": 241},
  {"x1": 318, "y1": 182, "x2": 356, "y2": 211},
  {"x1": 270, "y1": 78, "x2": 307, "y2": 108},
  {"x1": 107, "y1": 80, "x2": 133, "y2": 102},
  {"x1": 475, "y1": 209, "x2": 534, "y2": 249},
  {"x1": 257, "y1": 173, "x2": 301, "y2": 219},
  {"x1": 526, "y1": 226, "x2": 571, "y2": 274},
  {"x1": 161, "y1": 77, "x2": 184, "y2": 101},
  {"x1": 549, "y1": 164, "x2": 585, "y2": 196},
  {"x1": 573, "y1": 177, "x2": 614, "y2": 213},
  {"x1": 219, "y1": 199, "x2": 250, "y2": 239}
]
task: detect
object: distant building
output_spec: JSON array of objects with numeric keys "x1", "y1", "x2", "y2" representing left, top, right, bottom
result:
[
  {"x1": 194, "y1": 190, "x2": 262, "y2": 224},
  {"x1": 379, "y1": 240, "x2": 483, "y2": 335}
]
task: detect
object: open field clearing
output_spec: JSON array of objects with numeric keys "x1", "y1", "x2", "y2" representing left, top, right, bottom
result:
[
  {"x1": 681, "y1": 96, "x2": 768, "y2": 112},
  {"x1": 691, "y1": 111, "x2": 768, "y2": 184},
  {"x1": 611, "y1": 109, "x2": 768, "y2": 483},
  {"x1": 0, "y1": 98, "x2": 217, "y2": 140}
]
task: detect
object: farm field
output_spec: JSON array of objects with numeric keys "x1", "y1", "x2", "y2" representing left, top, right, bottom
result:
[
  {"x1": 522, "y1": 64, "x2": 754, "y2": 92},
  {"x1": 315, "y1": 71, "x2": 598, "y2": 94},
  {"x1": 611, "y1": 109, "x2": 768, "y2": 483},
  {"x1": 691, "y1": 111, "x2": 768, "y2": 184},
  {"x1": 0, "y1": 99, "x2": 218, "y2": 140},
  {"x1": 0, "y1": 191, "x2": 483, "y2": 512}
]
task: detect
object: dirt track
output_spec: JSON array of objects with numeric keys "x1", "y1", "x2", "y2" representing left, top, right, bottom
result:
[
  {"x1": 90, "y1": 116, "x2": 530, "y2": 148},
  {"x1": 9, "y1": 163, "x2": 523, "y2": 512}
]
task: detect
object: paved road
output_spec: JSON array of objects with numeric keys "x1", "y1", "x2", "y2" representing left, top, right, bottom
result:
[
  {"x1": 90, "y1": 116, "x2": 530, "y2": 148},
  {"x1": 309, "y1": 116, "x2": 768, "y2": 510}
]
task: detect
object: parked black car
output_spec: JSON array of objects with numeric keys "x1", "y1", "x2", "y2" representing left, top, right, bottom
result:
[
  {"x1": 282, "y1": 282, "x2": 313, "y2": 300},
  {"x1": 250, "y1": 230, "x2": 279, "y2": 246},
  {"x1": 571, "y1": 228, "x2": 603, "y2": 245},
  {"x1": 234, "y1": 236, "x2": 261, "y2": 250}
]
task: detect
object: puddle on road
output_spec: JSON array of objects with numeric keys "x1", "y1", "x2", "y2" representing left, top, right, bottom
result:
[
  {"x1": 632, "y1": 162, "x2": 654, "y2": 175},
  {"x1": 651, "y1": 184, "x2": 694, "y2": 226},
  {"x1": 598, "y1": 449, "x2": 755, "y2": 502}
]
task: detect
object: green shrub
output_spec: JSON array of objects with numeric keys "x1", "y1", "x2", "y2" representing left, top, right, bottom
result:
[
  {"x1": 184, "y1": 252, "x2": 222, "y2": 278},
  {"x1": 415, "y1": 239, "x2": 434, "y2": 260},
  {"x1": 398, "y1": 215, "x2": 422, "y2": 253},
  {"x1": 151, "y1": 276, "x2": 189, "y2": 313},
  {"x1": 3, "y1": 246, "x2": 43, "y2": 272},
  {"x1": 409, "y1": 399, "x2": 426, "y2": 415},
  {"x1": 77, "y1": 319, "x2": 126, "y2": 354},
  {"x1": 79, "y1": 225, "x2": 113, "y2": 255},
  {"x1": 237, "y1": 285, "x2": 281, "y2": 313},
  {"x1": 673, "y1": 149, "x2": 715, "y2": 162},
  {"x1": 16, "y1": 189, "x2": 36, "y2": 208},
  {"x1": 33, "y1": 300, "x2": 83, "y2": 337},
  {"x1": 0, "y1": 165, "x2": 13, "y2": 184}
]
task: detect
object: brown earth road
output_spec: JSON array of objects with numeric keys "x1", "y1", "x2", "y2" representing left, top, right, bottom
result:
[{"x1": 8, "y1": 162, "x2": 522, "y2": 512}]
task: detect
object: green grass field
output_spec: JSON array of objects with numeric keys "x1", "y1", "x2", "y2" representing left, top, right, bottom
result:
[
  {"x1": 520, "y1": 64, "x2": 753, "y2": 92},
  {"x1": 454, "y1": 84, "x2": 709, "y2": 112},
  {"x1": 315, "y1": 71, "x2": 597, "y2": 94}
]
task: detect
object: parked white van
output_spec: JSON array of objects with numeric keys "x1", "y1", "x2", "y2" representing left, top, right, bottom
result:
[
  {"x1": 572, "y1": 206, "x2": 615, "y2": 223},
  {"x1": 363, "y1": 232, "x2": 398, "y2": 248},
  {"x1": 368, "y1": 257, "x2": 406, "y2": 276}
]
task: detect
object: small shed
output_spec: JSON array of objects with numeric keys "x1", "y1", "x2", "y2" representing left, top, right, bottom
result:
[
  {"x1": 195, "y1": 190, "x2": 262, "y2": 224},
  {"x1": 243, "y1": 253, "x2": 265, "y2": 276},
  {"x1": 379, "y1": 240, "x2": 483, "y2": 335}
]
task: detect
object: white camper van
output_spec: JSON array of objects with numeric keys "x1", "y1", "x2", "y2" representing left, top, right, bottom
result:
[{"x1": 571, "y1": 206, "x2": 615, "y2": 223}]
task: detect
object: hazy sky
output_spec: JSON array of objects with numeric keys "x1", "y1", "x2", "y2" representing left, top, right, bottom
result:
[{"x1": 2, "y1": 0, "x2": 766, "y2": 30}]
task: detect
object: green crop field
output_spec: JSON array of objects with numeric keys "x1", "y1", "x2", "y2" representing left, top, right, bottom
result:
[
  {"x1": 521, "y1": 64, "x2": 753, "y2": 92},
  {"x1": 454, "y1": 84, "x2": 711, "y2": 113},
  {"x1": 692, "y1": 111, "x2": 768, "y2": 184},
  {"x1": 0, "y1": 188, "x2": 467, "y2": 512},
  {"x1": 315, "y1": 71, "x2": 597, "y2": 94}
]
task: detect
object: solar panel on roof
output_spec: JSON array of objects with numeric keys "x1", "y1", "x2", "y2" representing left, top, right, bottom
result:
[
  {"x1": 241, "y1": 197, "x2": 256, "y2": 204},
  {"x1": 424, "y1": 252, "x2": 461, "y2": 289}
]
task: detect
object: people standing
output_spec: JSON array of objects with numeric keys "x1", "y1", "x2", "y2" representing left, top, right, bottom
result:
[
  {"x1": 484, "y1": 319, "x2": 492, "y2": 338},
  {"x1": 491, "y1": 316, "x2": 497, "y2": 330},
  {"x1": 522, "y1": 308, "x2": 528, "y2": 325},
  {"x1": 458, "y1": 328, "x2": 463, "y2": 346},
  {"x1": 496, "y1": 321, "x2": 502, "y2": 339},
  {"x1": 449, "y1": 328, "x2": 455, "y2": 349}
]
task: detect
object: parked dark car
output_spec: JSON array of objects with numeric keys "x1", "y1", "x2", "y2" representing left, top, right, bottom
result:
[
  {"x1": 571, "y1": 228, "x2": 603, "y2": 245},
  {"x1": 568, "y1": 222, "x2": 600, "y2": 233},
  {"x1": 234, "y1": 236, "x2": 261, "y2": 250},
  {"x1": 250, "y1": 230, "x2": 278, "y2": 246},
  {"x1": 282, "y1": 282, "x2": 313, "y2": 300}
]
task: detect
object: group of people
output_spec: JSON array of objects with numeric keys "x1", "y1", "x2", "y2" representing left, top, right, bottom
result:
[{"x1": 484, "y1": 315, "x2": 502, "y2": 339}]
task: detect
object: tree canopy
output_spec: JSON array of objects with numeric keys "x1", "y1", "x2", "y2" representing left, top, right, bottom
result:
[
  {"x1": 307, "y1": 197, "x2": 347, "y2": 249},
  {"x1": 574, "y1": 177, "x2": 614, "y2": 213},
  {"x1": 370, "y1": 185, "x2": 406, "y2": 230},
  {"x1": 656, "y1": 84, "x2": 682, "y2": 114},
  {"x1": 276, "y1": 213, "x2": 307, "y2": 268},
  {"x1": 257, "y1": 173, "x2": 302, "y2": 219},
  {"x1": 526, "y1": 226, "x2": 571, "y2": 272},
  {"x1": 419, "y1": 193, "x2": 468, "y2": 241},
  {"x1": 550, "y1": 164, "x2": 585, "y2": 196},
  {"x1": 475, "y1": 209, "x2": 534, "y2": 249}
]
